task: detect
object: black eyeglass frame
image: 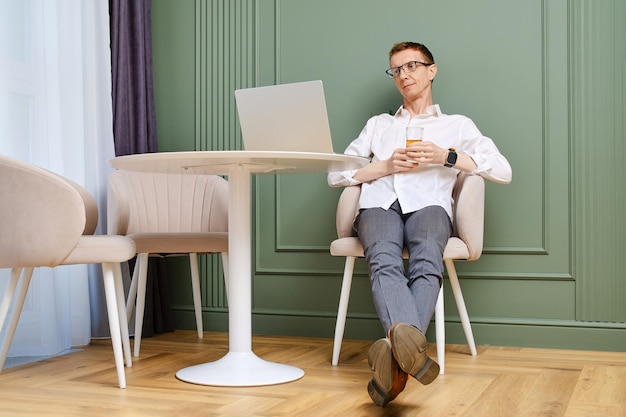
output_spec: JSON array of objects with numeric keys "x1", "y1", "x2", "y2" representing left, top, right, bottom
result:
[{"x1": 385, "y1": 60, "x2": 433, "y2": 78}]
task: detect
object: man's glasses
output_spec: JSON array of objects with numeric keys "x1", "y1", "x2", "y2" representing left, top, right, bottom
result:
[{"x1": 385, "y1": 60, "x2": 432, "y2": 78}]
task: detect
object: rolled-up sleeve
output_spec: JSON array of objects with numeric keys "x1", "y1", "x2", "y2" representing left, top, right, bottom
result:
[
  {"x1": 327, "y1": 168, "x2": 361, "y2": 187},
  {"x1": 327, "y1": 118, "x2": 377, "y2": 188},
  {"x1": 460, "y1": 119, "x2": 512, "y2": 184}
]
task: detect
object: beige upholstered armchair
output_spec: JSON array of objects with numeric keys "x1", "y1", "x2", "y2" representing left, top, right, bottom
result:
[
  {"x1": 107, "y1": 170, "x2": 229, "y2": 357},
  {"x1": 0, "y1": 154, "x2": 134, "y2": 388},
  {"x1": 329, "y1": 172, "x2": 483, "y2": 374}
]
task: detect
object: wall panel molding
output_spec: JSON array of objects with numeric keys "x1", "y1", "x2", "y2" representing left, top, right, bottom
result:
[
  {"x1": 571, "y1": 0, "x2": 626, "y2": 322},
  {"x1": 193, "y1": 0, "x2": 259, "y2": 308},
  {"x1": 194, "y1": 0, "x2": 256, "y2": 152}
]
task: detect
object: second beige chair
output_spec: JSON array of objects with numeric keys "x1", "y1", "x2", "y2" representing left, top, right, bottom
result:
[
  {"x1": 0, "y1": 154, "x2": 134, "y2": 388},
  {"x1": 330, "y1": 172, "x2": 482, "y2": 374},
  {"x1": 108, "y1": 170, "x2": 229, "y2": 357}
]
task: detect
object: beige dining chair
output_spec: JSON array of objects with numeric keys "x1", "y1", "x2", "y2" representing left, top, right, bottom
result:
[
  {"x1": 0, "y1": 154, "x2": 134, "y2": 388},
  {"x1": 107, "y1": 170, "x2": 229, "y2": 357},
  {"x1": 329, "y1": 172, "x2": 482, "y2": 374}
]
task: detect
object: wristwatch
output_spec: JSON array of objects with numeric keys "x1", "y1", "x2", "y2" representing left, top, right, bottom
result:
[{"x1": 444, "y1": 148, "x2": 457, "y2": 168}]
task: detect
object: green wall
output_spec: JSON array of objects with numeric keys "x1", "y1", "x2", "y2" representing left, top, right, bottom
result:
[{"x1": 151, "y1": 0, "x2": 626, "y2": 351}]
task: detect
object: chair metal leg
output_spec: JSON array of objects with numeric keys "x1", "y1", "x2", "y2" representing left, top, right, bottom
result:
[
  {"x1": 126, "y1": 256, "x2": 140, "y2": 321},
  {"x1": 132, "y1": 253, "x2": 149, "y2": 357},
  {"x1": 112, "y1": 262, "x2": 132, "y2": 368},
  {"x1": 189, "y1": 253, "x2": 203, "y2": 339},
  {"x1": 102, "y1": 262, "x2": 127, "y2": 388},
  {"x1": 0, "y1": 268, "x2": 23, "y2": 342},
  {"x1": 434, "y1": 286, "x2": 445, "y2": 374},
  {"x1": 221, "y1": 252, "x2": 229, "y2": 301},
  {"x1": 0, "y1": 268, "x2": 33, "y2": 371},
  {"x1": 332, "y1": 256, "x2": 356, "y2": 366},
  {"x1": 445, "y1": 259, "x2": 477, "y2": 356}
]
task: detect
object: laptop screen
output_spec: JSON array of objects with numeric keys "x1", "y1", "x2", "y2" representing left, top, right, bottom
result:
[{"x1": 234, "y1": 80, "x2": 335, "y2": 153}]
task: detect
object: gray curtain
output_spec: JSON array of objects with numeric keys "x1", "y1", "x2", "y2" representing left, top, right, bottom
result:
[
  {"x1": 109, "y1": 0, "x2": 157, "y2": 156},
  {"x1": 90, "y1": 0, "x2": 173, "y2": 338}
]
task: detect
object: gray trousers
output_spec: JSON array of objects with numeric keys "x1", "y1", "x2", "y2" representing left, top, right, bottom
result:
[{"x1": 355, "y1": 201, "x2": 451, "y2": 334}]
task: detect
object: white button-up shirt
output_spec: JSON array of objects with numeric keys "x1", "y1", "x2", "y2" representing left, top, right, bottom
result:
[{"x1": 327, "y1": 104, "x2": 512, "y2": 219}]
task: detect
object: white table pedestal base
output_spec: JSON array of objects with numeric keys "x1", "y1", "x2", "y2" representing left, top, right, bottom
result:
[{"x1": 175, "y1": 351, "x2": 304, "y2": 386}]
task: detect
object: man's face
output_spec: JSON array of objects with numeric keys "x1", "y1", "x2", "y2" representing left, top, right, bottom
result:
[{"x1": 389, "y1": 49, "x2": 437, "y2": 102}]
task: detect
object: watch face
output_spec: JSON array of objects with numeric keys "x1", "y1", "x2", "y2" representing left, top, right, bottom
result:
[{"x1": 445, "y1": 150, "x2": 457, "y2": 167}]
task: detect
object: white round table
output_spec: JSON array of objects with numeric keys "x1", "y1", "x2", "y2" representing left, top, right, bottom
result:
[{"x1": 109, "y1": 151, "x2": 368, "y2": 386}]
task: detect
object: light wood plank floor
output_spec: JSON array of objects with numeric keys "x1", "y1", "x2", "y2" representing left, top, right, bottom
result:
[{"x1": 1, "y1": 330, "x2": 625, "y2": 417}]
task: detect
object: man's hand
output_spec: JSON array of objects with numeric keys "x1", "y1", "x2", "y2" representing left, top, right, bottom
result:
[
  {"x1": 405, "y1": 141, "x2": 447, "y2": 165},
  {"x1": 389, "y1": 147, "x2": 419, "y2": 172}
]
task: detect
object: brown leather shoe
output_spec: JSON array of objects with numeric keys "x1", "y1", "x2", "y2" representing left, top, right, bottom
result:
[
  {"x1": 367, "y1": 337, "x2": 408, "y2": 407},
  {"x1": 388, "y1": 322, "x2": 440, "y2": 385}
]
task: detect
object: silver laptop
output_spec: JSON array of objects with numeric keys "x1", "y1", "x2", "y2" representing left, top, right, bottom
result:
[{"x1": 234, "y1": 80, "x2": 335, "y2": 153}]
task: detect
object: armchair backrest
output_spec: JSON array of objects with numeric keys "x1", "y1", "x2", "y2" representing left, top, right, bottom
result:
[
  {"x1": 334, "y1": 172, "x2": 485, "y2": 260},
  {"x1": 335, "y1": 185, "x2": 361, "y2": 239},
  {"x1": 54, "y1": 174, "x2": 98, "y2": 235},
  {"x1": 0, "y1": 154, "x2": 86, "y2": 268},
  {"x1": 451, "y1": 173, "x2": 485, "y2": 260},
  {"x1": 107, "y1": 170, "x2": 229, "y2": 235}
]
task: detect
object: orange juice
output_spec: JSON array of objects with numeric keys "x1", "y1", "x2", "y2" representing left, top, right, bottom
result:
[
  {"x1": 406, "y1": 126, "x2": 423, "y2": 163},
  {"x1": 405, "y1": 126, "x2": 423, "y2": 147}
]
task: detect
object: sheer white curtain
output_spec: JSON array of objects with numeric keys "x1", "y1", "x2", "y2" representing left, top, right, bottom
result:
[{"x1": 0, "y1": 0, "x2": 114, "y2": 357}]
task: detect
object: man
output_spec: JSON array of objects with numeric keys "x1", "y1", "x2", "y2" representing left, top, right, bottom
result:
[{"x1": 327, "y1": 42, "x2": 512, "y2": 407}]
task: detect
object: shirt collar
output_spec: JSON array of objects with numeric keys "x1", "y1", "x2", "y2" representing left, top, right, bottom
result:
[{"x1": 394, "y1": 104, "x2": 442, "y2": 119}]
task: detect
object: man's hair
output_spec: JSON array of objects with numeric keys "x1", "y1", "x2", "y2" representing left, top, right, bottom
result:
[{"x1": 389, "y1": 42, "x2": 435, "y2": 64}]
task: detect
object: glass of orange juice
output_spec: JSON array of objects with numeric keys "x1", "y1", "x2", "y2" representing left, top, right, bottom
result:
[{"x1": 406, "y1": 126, "x2": 423, "y2": 163}]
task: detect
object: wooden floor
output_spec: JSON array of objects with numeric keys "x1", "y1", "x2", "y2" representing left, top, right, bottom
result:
[{"x1": 1, "y1": 330, "x2": 625, "y2": 417}]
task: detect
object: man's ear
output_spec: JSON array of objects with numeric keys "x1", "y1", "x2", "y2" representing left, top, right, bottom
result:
[{"x1": 428, "y1": 64, "x2": 438, "y2": 82}]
